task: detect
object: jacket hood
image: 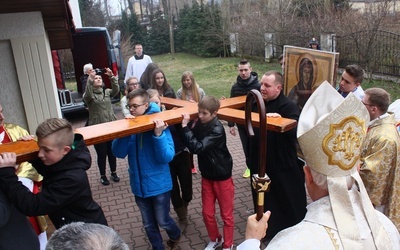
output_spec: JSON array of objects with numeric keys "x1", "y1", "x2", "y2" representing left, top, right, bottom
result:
[
  {"x1": 43, "y1": 133, "x2": 91, "y2": 173},
  {"x1": 145, "y1": 102, "x2": 161, "y2": 115},
  {"x1": 236, "y1": 71, "x2": 259, "y2": 87}
]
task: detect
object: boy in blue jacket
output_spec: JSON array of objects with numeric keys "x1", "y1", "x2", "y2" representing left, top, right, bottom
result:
[
  {"x1": 112, "y1": 89, "x2": 181, "y2": 250},
  {"x1": 181, "y1": 96, "x2": 234, "y2": 250}
]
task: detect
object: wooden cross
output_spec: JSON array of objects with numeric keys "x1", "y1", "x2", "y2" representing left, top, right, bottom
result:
[{"x1": 0, "y1": 96, "x2": 297, "y2": 164}]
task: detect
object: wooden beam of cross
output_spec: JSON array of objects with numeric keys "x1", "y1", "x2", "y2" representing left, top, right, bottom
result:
[{"x1": 0, "y1": 96, "x2": 297, "y2": 164}]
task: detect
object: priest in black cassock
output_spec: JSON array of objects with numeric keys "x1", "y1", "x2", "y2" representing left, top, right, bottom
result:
[{"x1": 248, "y1": 71, "x2": 307, "y2": 239}]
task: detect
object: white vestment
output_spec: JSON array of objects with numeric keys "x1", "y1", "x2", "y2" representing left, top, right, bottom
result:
[
  {"x1": 124, "y1": 54, "x2": 152, "y2": 83},
  {"x1": 238, "y1": 188, "x2": 400, "y2": 250},
  {"x1": 352, "y1": 86, "x2": 365, "y2": 100}
]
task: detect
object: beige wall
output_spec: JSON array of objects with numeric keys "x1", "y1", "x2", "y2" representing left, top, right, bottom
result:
[
  {"x1": 351, "y1": 1, "x2": 400, "y2": 14},
  {"x1": 0, "y1": 12, "x2": 61, "y2": 133}
]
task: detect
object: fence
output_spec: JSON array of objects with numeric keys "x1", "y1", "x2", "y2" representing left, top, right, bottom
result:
[
  {"x1": 230, "y1": 31, "x2": 400, "y2": 77},
  {"x1": 333, "y1": 30, "x2": 400, "y2": 76}
]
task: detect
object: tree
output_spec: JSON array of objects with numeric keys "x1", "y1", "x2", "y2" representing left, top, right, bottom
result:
[
  {"x1": 145, "y1": 10, "x2": 170, "y2": 55},
  {"x1": 78, "y1": 0, "x2": 106, "y2": 27},
  {"x1": 175, "y1": 2, "x2": 225, "y2": 57},
  {"x1": 120, "y1": 11, "x2": 146, "y2": 45}
]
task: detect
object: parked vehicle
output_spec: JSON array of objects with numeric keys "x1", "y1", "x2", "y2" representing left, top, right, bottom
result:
[{"x1": 54, "y1": 27, "x2": 122, "y2": 116}]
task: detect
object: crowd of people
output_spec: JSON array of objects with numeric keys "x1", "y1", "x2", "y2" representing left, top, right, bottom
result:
[{"x1": 0, "y1": 41, "x2": 399, "y2": 250}]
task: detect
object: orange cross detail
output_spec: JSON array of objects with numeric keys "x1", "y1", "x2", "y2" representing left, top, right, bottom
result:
[{"x1": 0, "y1": 96, "x2": 297, "y2": 164}]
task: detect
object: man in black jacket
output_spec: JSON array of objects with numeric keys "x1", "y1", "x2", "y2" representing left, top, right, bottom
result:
[
  {"x1": 248, "y1": 71, "x2": 307, "y2": 239},
  {"x1": 228, "y1": 59, "x2": 260, "y2": 178},
  {"x1": 0, "y1": 118, "x2": 107, "y2": 229}
]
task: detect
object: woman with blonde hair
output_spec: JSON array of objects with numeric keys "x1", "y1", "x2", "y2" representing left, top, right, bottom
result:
[
  {"x1": 177, "y1": 71, "x2": 206, "y2": 102},
  {"x1": 177, "y1": 71, "x2": 206, "y2": 174}
]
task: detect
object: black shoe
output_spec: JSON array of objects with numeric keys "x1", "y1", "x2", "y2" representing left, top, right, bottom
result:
[
  {"x1": 167, "y1": 235, "x2": 181, "y2": 250},
  {"x1": 111, "y1": 172, "x2": 120, "y2": 182},
  {"x1": 100, "y1": 175, "x2": 110, "y2": 186}
]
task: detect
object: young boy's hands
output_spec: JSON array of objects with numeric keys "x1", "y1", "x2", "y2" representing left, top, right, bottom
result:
[
  {"x1": 266, "y1": 112, "x2": 281, "y2": 118},
  {"x1": 181, "y1": 113, "x2": 190, "y2": 127},
  {"x1": 124, "y1": 114, "x2": 136, "y2": 119},
  {"x1": 153, "y1": 120, "x2": 168, "y2": 137},
  {"x1": 0, "y1": 152, "x2": 17, "y2": 169}
]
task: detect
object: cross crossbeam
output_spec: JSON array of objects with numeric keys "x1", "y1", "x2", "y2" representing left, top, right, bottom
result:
[{"x1": 0, "y1": 96, "x2": 297, "y2": 164}]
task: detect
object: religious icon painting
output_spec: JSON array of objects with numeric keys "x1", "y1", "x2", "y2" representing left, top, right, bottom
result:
[{"x1": 283, "y1": 46, "x2": 339, "y2": 111}]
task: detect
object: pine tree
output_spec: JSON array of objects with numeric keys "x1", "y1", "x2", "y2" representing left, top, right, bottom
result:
[
  {"x1": 175, "y1": 2, "x2": 224, "y2": 57},
  {"x1": 145, "y1": 10, "x2": 170, "y2": 55},
  {"x1": 120, "y1": 11, "x2": 146, "y2": 45}
]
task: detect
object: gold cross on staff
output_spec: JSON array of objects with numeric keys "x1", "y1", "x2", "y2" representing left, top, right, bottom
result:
[{"x1": 0, "y1": 96, "x2": 297, "y2": 164}]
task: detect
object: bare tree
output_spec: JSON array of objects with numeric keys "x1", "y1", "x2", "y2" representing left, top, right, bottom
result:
[
  {"x1": 223, "y1": 0, "x2": 398, "y2": 68},
  {"x1": 140, "y1": 0, "x2": 144, "y2": 20},
  {"x1": 104, "y1": 0, "x2": 110, "y2": 19}
]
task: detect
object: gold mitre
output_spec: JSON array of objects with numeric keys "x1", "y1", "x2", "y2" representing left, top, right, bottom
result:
[
  {"x1": 297, "y1": 81, "x2": 369, "y2": 176},
  {"x1": 297, "y1": 81, "x2": 392, "y2": 249}
]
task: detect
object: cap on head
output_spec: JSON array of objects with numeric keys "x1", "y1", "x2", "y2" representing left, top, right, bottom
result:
[{"x1": 309, "y1": 37, "x2": 319, "y2": 45}]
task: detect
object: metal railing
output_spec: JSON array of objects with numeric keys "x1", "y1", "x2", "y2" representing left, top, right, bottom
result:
[{"x1": 334, "y1": 30, "x2": 400, "y2": 76}]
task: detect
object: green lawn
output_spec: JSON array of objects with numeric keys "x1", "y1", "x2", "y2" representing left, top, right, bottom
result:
[
  {"x1": 362, "y1": 79, "x2": 400, "y2": 101},
  {"x1": 154, "y1": 53, "x2": 279, "y2": 98},
  {"x1": 154, "y1": 53, "x2": 400, "y2": 101},
  {"x1": 67, "y1": 53, "x2": 400, "y2": 101}
]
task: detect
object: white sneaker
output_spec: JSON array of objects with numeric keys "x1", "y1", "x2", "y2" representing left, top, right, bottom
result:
[{"x1": 204, "y1": 237, "x2": 223, "y2": 250}]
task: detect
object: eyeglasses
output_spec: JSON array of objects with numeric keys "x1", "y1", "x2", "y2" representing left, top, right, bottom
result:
[
  {"x1": 126, "y1": 103, "x2": 145, "y2": 110},
  {"x1": 361, "y1": 100, "x2": 375, "y2": 107},
  {"x1": 129, "y1": 83, "x2": 138, "y2": 86}
]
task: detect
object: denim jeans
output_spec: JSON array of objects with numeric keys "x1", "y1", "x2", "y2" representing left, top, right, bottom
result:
[{"x1": 135, "y1": 191, "x2": 181, "y2": 250}]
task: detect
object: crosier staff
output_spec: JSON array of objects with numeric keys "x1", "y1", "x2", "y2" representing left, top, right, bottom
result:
[{"x1": 245, "y1": 89, "x2": 271, "y2": 221}]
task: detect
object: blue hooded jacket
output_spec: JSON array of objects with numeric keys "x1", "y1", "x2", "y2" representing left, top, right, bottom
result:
[{"x1": 112, "y1": 102, "x2": 175, "y2": 198}]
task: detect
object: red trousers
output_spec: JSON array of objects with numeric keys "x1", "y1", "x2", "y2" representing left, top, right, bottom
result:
[{"x1": 201, "y1": 177, "x2": 234, "y2": 248}]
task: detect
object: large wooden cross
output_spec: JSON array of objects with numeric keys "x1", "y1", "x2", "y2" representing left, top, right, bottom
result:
[{"x1": 0, "y1": 96, "x2": 297, "y2": 164}]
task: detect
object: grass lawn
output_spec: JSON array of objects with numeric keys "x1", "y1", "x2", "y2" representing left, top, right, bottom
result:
[
  {"x1": 67, "y1": 52, "x2": 400, "y2": 101},
  {"x1": 154, "y1": 53, "x2": 400, "y2": 101},
  {"x1": 154, "y1": 53, "x2": 279, "y2": 98}
]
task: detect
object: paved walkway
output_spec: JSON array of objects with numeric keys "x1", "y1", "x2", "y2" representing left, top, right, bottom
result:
[{"x1": 63, "y1": 106, "x2": 268, "y2": 250}]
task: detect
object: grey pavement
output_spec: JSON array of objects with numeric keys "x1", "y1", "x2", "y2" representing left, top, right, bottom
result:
[{"x1": 64, "y1": 105, "x2": 267, "y2": 250}]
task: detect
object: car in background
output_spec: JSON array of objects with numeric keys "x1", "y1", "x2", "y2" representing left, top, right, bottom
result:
[{"x1": 54, "y1": 27, "x2": 122, "y2": 116}]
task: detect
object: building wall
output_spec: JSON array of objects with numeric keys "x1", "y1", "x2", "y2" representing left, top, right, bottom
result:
[
  {"x1": 0, "y1": 40, "x2": 27, "y2": 129},
  {"x1": 351, "y1": 1, "x2": 400, "y2": 13},
  {"x1": 0, "y1": 12, "x2": 61, "y2": 133}
]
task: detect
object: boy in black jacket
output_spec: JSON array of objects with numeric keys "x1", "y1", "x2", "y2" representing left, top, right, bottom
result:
[
  {"x1": 181, "y1": 96, "x2": 234, "y2": 250},
  {"x1": 0, "y1": 118, "x2": 107, "y2": 229}
]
